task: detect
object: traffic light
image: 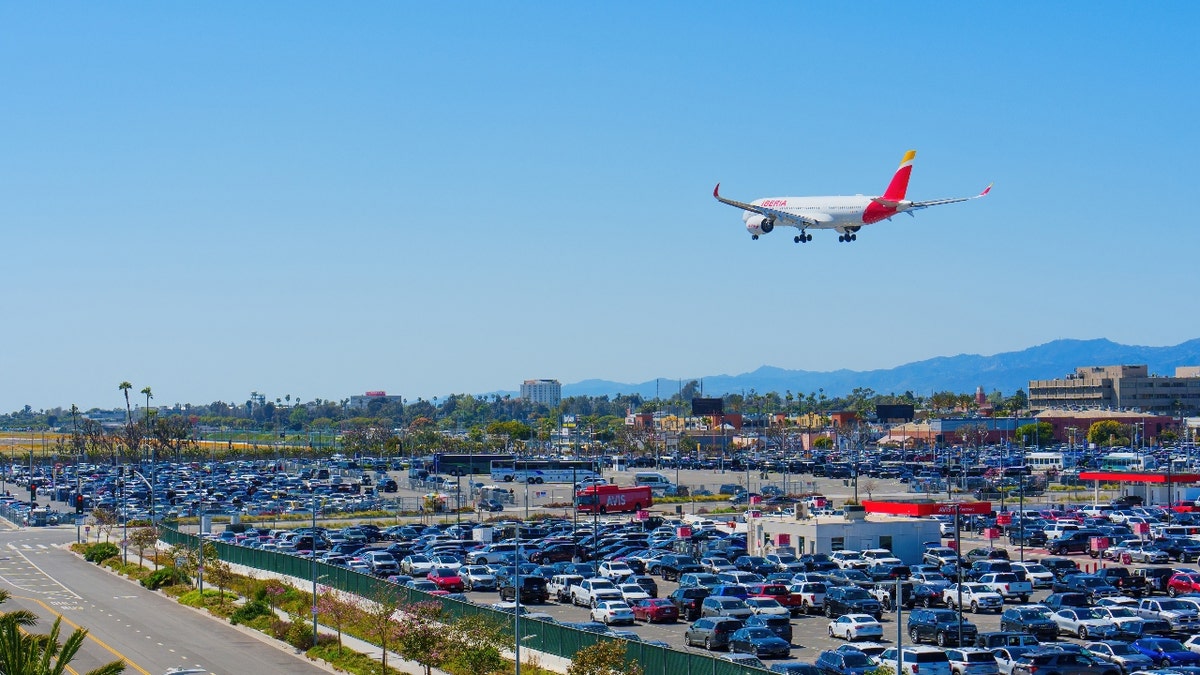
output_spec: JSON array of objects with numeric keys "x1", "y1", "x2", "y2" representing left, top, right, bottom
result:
[{"x1": 75, "y1": 494, "x2": 84, "y2": 514}]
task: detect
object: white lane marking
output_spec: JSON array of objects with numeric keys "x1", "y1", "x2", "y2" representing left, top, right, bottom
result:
[{"x1": 8, "y1": 547, "x2": 82, "y2": 599}]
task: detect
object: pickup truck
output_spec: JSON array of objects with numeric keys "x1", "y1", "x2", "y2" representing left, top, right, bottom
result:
[
  {"x1": 1135, "y1": 597, "x2": 1200, "y2": 632},
  {"x1": 1093, "y1": 567, "x2": 1147, "y2": 597},
  {"x1": 975, "y1": 573, "x2": 1033, "y2": 603},
  {"x1": 571, "y1": 578, "x2": 624, "y2": 608},
  {"x1": 944, "y1": 583, "x2": 1005, "y2": 613},
  {"x1": 746, "y1": 583, "x2": 805, "y2": 616}
]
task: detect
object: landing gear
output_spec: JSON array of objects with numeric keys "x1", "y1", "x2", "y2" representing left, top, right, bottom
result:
[
  {"x1": 793, "y1": 232, "x2": 812, "y2": 244},
  {"x1": 751, "y1": 234, "x2": 759, "y2": 240},
  {"x1": 838, "y1": 233, "x2": 858, "y2": 242}
]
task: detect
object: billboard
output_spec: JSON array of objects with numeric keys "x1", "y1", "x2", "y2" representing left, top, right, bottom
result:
[
  {"x1": 691, "y1": 397, "x2": 724, "y2": 416},
  {"x1": 876, "y1": 404, "x2": 915, "y2": 422}
]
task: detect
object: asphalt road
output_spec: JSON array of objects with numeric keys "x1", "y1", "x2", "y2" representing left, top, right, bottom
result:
[{"x1": 0, "y1": 524, "x2": 329, "y2": 675}]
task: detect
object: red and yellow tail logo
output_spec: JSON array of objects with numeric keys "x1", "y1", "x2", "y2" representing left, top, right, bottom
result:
[{"x1": 882, "y1": 150, "x2": 916, "y2": 201}]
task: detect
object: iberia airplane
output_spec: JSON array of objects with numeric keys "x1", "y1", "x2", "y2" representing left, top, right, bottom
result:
[{"x1": 713, "y1": 150, "x2": 991, "y2": 244}]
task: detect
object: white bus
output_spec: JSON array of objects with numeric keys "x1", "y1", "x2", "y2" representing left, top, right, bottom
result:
[
  {"x1": 1025, "y1": 452, "x2": 1065, "y2": 472},
  {"x1": 490, "y1": 458, "x2": 601, "y2": 484},
  {"x1": 1099, "y1": 452, "x2": 1151, "y2": 471}
]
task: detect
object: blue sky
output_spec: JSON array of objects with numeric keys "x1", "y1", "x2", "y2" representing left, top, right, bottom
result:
[{"x1": 2, "y1": 3, "x2": 1198, "y2": 412}]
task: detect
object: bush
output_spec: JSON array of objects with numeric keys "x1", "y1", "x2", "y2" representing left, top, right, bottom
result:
[
  {"x1": 143, "y1": 567, "x2": 190, "y2": 590},
  {"x1": 84, "y1": 542, "x2": 120, "y2": 563},
  {"x1": 230, "y1": 600, "x2": 274, "y2": 625},
  {"x1": 285, "y1": 618, "x2": 315, "y2": 650}
]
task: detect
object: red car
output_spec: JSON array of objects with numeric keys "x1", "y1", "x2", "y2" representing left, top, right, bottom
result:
[
  {"x1": 1167, "y1": 572, "x2": 1200, "y2": 596},
  {"x1": 747, "y1": 583, "x2": 804, "y2": 615},
  {"x1": 426, "y1": 567, "x2": 465, "y2": 593},
  {"x1": 631, "y1": 598, "x2": 679, "y2": 623}
]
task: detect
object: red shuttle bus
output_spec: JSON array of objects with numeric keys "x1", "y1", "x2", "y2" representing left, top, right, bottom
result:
[{"x1": 575, "y1": 484, "x2": 652, "y2": 514}]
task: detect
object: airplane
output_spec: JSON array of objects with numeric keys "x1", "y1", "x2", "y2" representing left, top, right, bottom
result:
[{"x1": 713, "y1": 150, "x2": 991, "y2": 244}]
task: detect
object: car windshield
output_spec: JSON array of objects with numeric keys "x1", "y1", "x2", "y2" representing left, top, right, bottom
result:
[
  {"x1": 1024, "y1": 565, "x2": 1049, "y2": 573},
  {"x1": 1018, "y1": 609, "x2": 1047, "y2": 619},
  {"x1": 1106, "y1": 608, "x2": 1134, "y2": 618},
  {"x1": 745, "y1": 628, "x2": 774, "y2": 638},
  {"x1": 1155, "y1": 639, "x2": 1186, "y2": 651},
  {"x1": 930, "y1": 610, "x2": 958, "y2": 621},
  {"x1": 842, "y1": 589, "x2": 870, "y2": 599},
  {"x1": 1158, "y1": 601, "x2": 1190, "y2": 611},
  {"x1": 1074, "y1": 609, "x2": 1102, "y2": 620},
  {"x1": 1107, "y1": 644, "x2": 1136, "y2": 655}
]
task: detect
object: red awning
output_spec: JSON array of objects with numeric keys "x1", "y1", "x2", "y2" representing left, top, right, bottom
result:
[
  {"x1": 863, "y1": 500, "x2": 993, "y2": 516},
  {"x1": 1077, "y1": 471, "x2": 1200, "y2": 484}
]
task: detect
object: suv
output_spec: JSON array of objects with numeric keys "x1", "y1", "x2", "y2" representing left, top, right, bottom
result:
[
  {"x1": 1047, "y1": 530, "x2": 1104, "y2": 556},
  {"x1": 1000, "y1": 607, "x2": 1059, "y2": 642},
  {"x1": 908, "y1": 607, "x2": 979, "y2": 647},
  {"x1": 1011, "y1": 650, "x2": 1120, "y2": 675},
  {"x1": 701, "y1": 595, "x2": 754, "y2": 620},
  {"x1": 945, "y1": 647, "x2": 1000, "y2": 675},
  {"x1": 1040, "y1": 558, "x2": 1082, "y2": 581},
  {"x1": 824, "y1": 586, "x2": 882, "y2": 619},
  {"x1": 498, "y1": 575, "x2": 549, "y2": 603},
  {"x1": 879, "y1": 646, "x2": 953, "y2": 675}
]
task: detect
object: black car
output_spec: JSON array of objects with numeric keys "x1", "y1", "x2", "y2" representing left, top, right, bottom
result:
[
  {"x1": 745, "y1": 614, "x2": 793, "y2": 643},
  {"x1": 1051, "y1": 575, "x2": 1120, "y2": 603},
  {"x1": 497, "y1": 575, "x2": 549, "y2": 603},
  {"x1": 735, "y1": 556, "x2": 779, "y2": 577},
  {"x1": 1000, "y1": 606, "x2": 1059, "y2": 642},
  {"x1": 1047, "y1": 530, "x2": 1105, "y2": 556},
  {"x1": 1042, "y1": 592, "x2": 1090, "y2": 611},
  {"x1": 1010, "y1": 649, "x2": 1120, "y2": 675},
  {"x1": 907, "y1": 607, "x2": 978, "y2": 647},
  {"x1": 1008, "y1": 528, "x2": 1049, "y2": 548},
  {"x1": 824, "y1": 586, "x2": 882, "y2": 619},
  {"x1": 1154, "y1": 537, "x2": 1200, "y2": 562},
  {"x1": 668, "y1": 587, "x2": 710, "y2": 621},
  {"x1": 1040, "y1": 557, "x2": 1082, "y2": 581},
  {"x1": 657, "y1": 555, "x2": 704, "y2": 582}
]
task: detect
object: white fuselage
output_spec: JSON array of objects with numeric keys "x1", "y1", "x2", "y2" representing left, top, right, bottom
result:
[{"x1": 745, "y1": 195, "x2": 879, "y2": 229}]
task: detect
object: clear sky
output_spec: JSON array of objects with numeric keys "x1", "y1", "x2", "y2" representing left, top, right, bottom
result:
[{"x1": 3, "y1": 3, "x2": 1198, "y2": 413}]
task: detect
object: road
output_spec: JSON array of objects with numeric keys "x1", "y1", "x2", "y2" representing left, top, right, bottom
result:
[{"x1": 0, "y1": 524, "x2": 329, "y2": 675}]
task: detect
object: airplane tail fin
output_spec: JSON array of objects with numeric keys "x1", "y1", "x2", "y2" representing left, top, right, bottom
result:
[{"x1": 882, "y1": 150, "x2": 917, "y2": 201}]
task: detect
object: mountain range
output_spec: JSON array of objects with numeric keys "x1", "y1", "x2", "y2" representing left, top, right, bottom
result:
[{"x1": 558, "y1": 338, "x2": 1200, "y2": 400}]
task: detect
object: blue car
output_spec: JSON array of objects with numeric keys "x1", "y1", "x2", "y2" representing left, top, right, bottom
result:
[
  {"x1": 1131, "y1": 638, "x2": 1200, "y2": 668},
  {"x1": 814, "y1": 649, "x2": 875, "y2": 675},
  {"x1": 729, "y1": 627, "x2": 792, "y2": 659}
]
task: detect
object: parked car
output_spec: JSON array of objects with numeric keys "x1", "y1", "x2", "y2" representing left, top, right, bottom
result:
[
  {"x1": 668, "y1": 587, "x2": 710, "y2": 621},
  {"x1": 824, "y1": 586, "x2": 883, "y2": 620},
  {"x1": 746, "y1": 614, "x2": 793, "y2": 643},
  {"x1": 630, "y1": 597, "x2": 678, "y2": 623},
  {"x1": 590, "y1": 600, "x2": 635, "y2": 626},
  {"x1": 1052, "y1": 608, "x2": 1119, "y2": 640},
  {"x1": 701, "y1": 595, "x2": 754, "y2": 620},
  {"x1": 1083, "y1": 641, "x2": 1155, "y2": 674},
  {"x1": 1010, "y1": 650, "x2": 1120, "y2": 675},
  {"x1": 684, "y1": 617, "x2": 744, "y2": 651},
  {"x1": 1129, "y1": 638, "x2": 1200, "y2": 668},
  {"x1": 945, "y1": 647, "x2": 1001, "y2": 675},
  {"x1": 729, "y1": 627, "x2": 792, "y2": 659},
  {"x1": 815, "y1": 649, "x2": 875, "y2": 675},
  {"x1": 908, "y1": 607, "x2": 979, "y2": 647},
  {"x1": 828, "y1": 614, "x2": 884, "y2": 642},
  {"x1": 1000, "y1": 606, "x2": 1059, "y2": 642}
]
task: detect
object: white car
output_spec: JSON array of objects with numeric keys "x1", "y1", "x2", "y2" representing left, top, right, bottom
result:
[
  {"x1": 745, "y1": 597, "x2": 789, "y2": 616},
  {"x1": 591, "y1": 600, "x2": 635, "y2": 626},
  {"x1": 618, "y1": 583, "x2": 651, "y2": 603},
  {"x1": 1184, "y1": 634, "x2": 1200, "y2": 655},
  {"x1": 828, "y1": 614, "x2": 884, "y2": 641},
  {"x1": 460, "y1": 565, "x2": 496, "y2": 591},
  {"x1": 1091, "y1": 605, "x2": 1150, "y2": 633},
  {"x1": 1010, "y1": 563, "x2": 1054, "y2": 589},
  {"x1": 598, "y1": 561, "x2": 634, "y2": 580},
  {"x1": 1051, "y1": 608, "x2": 1119, "y2": 640}
]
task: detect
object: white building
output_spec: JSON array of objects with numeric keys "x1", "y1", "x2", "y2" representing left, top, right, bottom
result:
[{"x1": 520, "y1": 379, "x2": 562, "y2": 406}]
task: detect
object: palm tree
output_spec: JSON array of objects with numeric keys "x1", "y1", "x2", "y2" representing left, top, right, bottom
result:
[
  {"x1": 0, "y1": 590, "x2": 124, "y2": 675},
  {"x1": 140, "y1": 387, "x2": 152, "y2": 421},
  {"x1": 118, "y1": 382, "x2": 132, "y2": 430}
]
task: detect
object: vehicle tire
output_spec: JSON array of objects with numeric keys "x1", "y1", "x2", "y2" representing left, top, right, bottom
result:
[
  {"x1": 803, "y1": 601, "x2": 812, "y2": 614},
  {"x1": 825, "y1": 604, "x2": 833, "y2": 618},
  {"x1": 704, "y1": 637, "x2": 712, "y2": 651},
  {"x1": 1020, "y1": 595, "x2": 1029, "y2": 603},
  {"x1": 924, "y1": 596, "x2": 936, "y2": 608},
  {"x1": 1078, "y1": 627, "x2": 1088, "y2": 639},
  {"x1": 603, "y1": 616, "x2": 610, "y2": 625},
  {"x1": 971, "y1": 601, "x2": 980, "y2": 614},
  {"x1": 591, "y1": 599, "x2": 598, "y2": 609},
  {"x1": 1160, "y1": 661, "x2": 1172, "y2": 669},
  {"x1": 504, "y1": 475, "x2": 513, "y2": 482},
  {"x1": 937, "y1": 631, "x2": 947, "y2": 647},
  {"x1": 910, "y1": 628, "x2": 920, "y2": 643},
  {"x1": 1169, "y1": 587, "x2": 1178, "y2": 597}
]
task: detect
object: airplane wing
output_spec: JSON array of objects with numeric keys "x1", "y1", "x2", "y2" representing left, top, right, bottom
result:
[
  {"x1": 907, "y1": 183, "x2": 993, "y2": 210},
  {"x1": 712, "y1": 184, "x2": 820, "y2": 228}
]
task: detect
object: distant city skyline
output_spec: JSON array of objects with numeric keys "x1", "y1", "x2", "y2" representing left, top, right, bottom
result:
[{"x1": 3, "y1": 5, "x2": 1198, "y2": 414}]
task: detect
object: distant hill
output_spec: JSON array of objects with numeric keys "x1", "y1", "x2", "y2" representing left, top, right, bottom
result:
[{"x1": 560, "y1": 338, "x2": 1200, "y2": 399}]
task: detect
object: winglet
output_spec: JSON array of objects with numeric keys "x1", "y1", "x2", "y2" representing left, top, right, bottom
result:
[
  {"x1": 713, "y1": 183, "x2": 721, "y2": 198},
  {"x1": 979, "y1": 183, "x2": 993, "y2": 197}
]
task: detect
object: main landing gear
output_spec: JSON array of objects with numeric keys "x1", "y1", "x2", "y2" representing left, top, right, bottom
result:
[
  {"x1": 838, "y1": 233, "x2": 858, "y2": 242},
  {"x1": 751, "y1": 234, "x2": 759, "y2": 240},
  {"x1": 793, "y1": 232, "x2": 813, "y2": 243}
]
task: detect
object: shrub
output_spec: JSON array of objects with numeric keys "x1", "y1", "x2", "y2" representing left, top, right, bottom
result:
[
  {"x1": 230, "y1": 600, "x2": 274, "y2": 625},
  {"x1": 285, "y1": 618, "x2": 315, "y2": 650},
  {"x1": 84, "y1": 542, "x2": 120, "y2": 563},
  {"x1": 143, "y1": 567, "x2": 190, "y2": 590}
]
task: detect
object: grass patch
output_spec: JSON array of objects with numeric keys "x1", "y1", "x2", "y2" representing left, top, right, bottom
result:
[{"x1": 309, "y1": 641, "x2": 403, "y2": 675}]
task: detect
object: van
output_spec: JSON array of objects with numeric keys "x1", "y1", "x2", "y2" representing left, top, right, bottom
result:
[{"x1": 634, "y1": 472, "x2": 673, "y2": 490}]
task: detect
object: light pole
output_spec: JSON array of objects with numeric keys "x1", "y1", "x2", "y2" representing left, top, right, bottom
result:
[
  {"x1": 311, "y1": 493, "x2": 319, "y2": 645},
  {"x1": 514, "y1": 520, "x2": 522, "y2": 675}
]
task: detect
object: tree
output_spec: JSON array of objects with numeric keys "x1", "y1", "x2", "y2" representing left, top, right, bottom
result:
[
  {"x1": 566, "y1": 640, "x2": 643, "y2": 675},
  {"x1": 128, "y1": 526, "x2": 160, "y2": 569},
  {"x1": 140, "y1": 387, "x2": 153, "y2": 422},
  {"x1": 316, "y1": 588, "x2": 359, "y2": 654},
  {"x1": 447, "y1": 614, "x2": 507, "y2": 675},
  {"x1": 1087, "y1": 420, "x2": 1129, "y2": 448},
  {"x1": 91, "y1": 508, "x2": 118, "y2": 542},
  {"x1": 392, "y1": 601, "x2": 450, "y2": 675},
  {"x1": 355, "y1": 586, "x2": 405, "y2": 675},
  {"x1": 1015, "y1": 422, "x2": 1054, "y2": 448},
  {"x1": 812, "y1": 436, "x2": 833, "y2": 449},
  {"x1": 0, "y1": 589, "x2": 125, "y2": 675},
  {"x1": 118, "y1": 382, "x2": 133, "y2": 431},
  {"x1": 205, "y1": 558, "x2": 234, "y2": 605}
]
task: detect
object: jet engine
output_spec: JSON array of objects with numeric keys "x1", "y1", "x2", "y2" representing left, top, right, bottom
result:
[{"x1": 746, "y1": 215, "x2": 774, "y2": 236}]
